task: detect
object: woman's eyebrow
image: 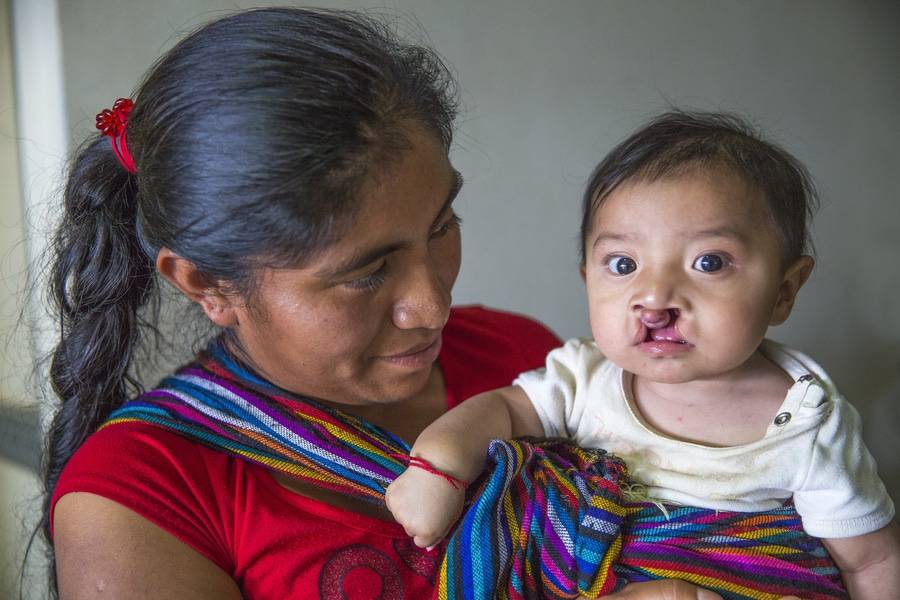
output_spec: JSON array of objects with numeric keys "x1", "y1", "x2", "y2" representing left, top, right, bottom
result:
[
  {"x1": 318, "y1": 242, "x2": 405, "y2": 280},
  {"x1": 317, "y1": 169, "x2": 464, "y2": 280},
  {"x1": 431, "y1": 169, "x2": 463, "y2": 227},
  {"x1": 431, "y1": 169, "x2": 463, "y2": 228}
]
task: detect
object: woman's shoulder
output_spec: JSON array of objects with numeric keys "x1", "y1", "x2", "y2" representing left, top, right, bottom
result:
[
  {"x1": 445, "y1": 304, "x2": 561, "y2": 354},
  {"x1": 441, "y1": 305, "x2": 562, "y2": 405},
  {"x1": 52, "y1": 421, "x2": 237, "y2": 572},
  {"x1": 55, "y1": 420, "x2": 229, "y2": 489},
  {"x1": 52, "y1": 488, "x2": 243, "y2": 599}
]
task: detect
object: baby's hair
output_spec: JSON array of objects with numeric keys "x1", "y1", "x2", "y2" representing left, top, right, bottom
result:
[{"x1": 580, "y1": 110, "x2": 818, "y2": 266}]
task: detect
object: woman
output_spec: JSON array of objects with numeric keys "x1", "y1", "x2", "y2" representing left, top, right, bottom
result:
[{"x1": 45, "y1": 7, "x2": 735, "y2": 599}]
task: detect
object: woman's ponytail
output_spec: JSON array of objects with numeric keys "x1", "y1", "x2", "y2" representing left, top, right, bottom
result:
[{"x1": 40, "y1": 135, "x2": 155, "y2": 570}]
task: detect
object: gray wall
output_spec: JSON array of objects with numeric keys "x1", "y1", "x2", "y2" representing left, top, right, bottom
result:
[{"x1": 57, "y1": 1, "x2": 899, "y2": 492}]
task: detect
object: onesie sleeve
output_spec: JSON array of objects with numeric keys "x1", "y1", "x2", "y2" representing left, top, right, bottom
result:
[
  {"x1": 512, "y1": 338, "x2": 601, "y2": 438},
  {"x1": 793, "y1": 394, "x2": 895, "y2": 538}
]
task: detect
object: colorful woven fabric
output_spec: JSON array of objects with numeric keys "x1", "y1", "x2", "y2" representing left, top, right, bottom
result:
[
  {"x1": 616, "y1": 504, "x2": 847, "y2": 599},
  {"x1": 103, "y1": 340, "x2": 412, "y2": 504},
  {"x1": 103, "y1": 340, "x2": 847, "y2": 599},
  {"x1": 437, "y1": 438, "x2": 847, "y2": 600},
  {"x1": 437, "y1": 440, "x2": 629, "y2": 599}
]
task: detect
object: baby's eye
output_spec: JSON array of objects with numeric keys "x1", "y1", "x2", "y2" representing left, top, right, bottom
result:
[
  {"x1": 692, "y1": 254, "x2": 727, "y2": 273},
  {"x1": 606, "y1": 256, "x2": 637, "y2": 276}
]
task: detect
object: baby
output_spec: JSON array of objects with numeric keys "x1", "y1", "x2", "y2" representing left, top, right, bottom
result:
[{"x1": 386, "y1": 111, "x2": 899, "y2": 598}]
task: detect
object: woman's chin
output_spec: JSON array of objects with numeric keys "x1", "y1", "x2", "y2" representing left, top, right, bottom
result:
[{"x1": 355, "y1": 362, "x2": 439, "y2": 406}]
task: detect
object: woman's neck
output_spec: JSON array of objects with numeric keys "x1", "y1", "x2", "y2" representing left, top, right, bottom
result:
[{"x1": 271, "y1": 364, "x2": 447, "y2": 519}]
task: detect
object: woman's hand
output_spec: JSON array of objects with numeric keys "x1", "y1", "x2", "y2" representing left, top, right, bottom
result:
[
  {"x1": 575, "y1": 580, "x2": 802, "y2": 599},
  {"x1": 385, "y1": 465, "x2": 465, "y2": 549},
  {"x1": 593, "y1": 581, "x2": 722, "y2": 599}
]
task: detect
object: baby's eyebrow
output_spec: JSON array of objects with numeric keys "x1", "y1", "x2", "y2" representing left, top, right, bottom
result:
[
  {"x1": 591, "y1": 232, "x2": 633, "y2": 250},
  {"x1": 590, "y1": 227, "x2": 750, "y2": 251},
  {"x1": 690, "y1": 227, "x2": 750, "y2": 243}
]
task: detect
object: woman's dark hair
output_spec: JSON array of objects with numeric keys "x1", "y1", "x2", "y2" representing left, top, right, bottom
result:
[
  {"x1": 41, "y1": 7, "x2": 457, "y2": 594},
  {"x1": 580, "y1": 110, "x2": 818, "y2": 266}
]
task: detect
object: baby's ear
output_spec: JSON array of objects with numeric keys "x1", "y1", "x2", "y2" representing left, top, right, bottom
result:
[{"x1": 770, "y1": 255, "x2": 815, "y2": 325}]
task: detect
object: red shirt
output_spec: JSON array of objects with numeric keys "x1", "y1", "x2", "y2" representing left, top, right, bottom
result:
[{"x1": 52, "y1": 306, "x2": 560, "y2": 599}]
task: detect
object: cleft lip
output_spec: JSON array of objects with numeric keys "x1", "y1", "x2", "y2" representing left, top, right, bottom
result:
[
  {"x1": 632, "y1": 322, "x2": 648, "y2": 345},
  {"x1": 634, "y1": 309, "x2": 689, "y2": 345},
  {"x1": 640, "y1": 308, "x2": 675, "y2": 330}
]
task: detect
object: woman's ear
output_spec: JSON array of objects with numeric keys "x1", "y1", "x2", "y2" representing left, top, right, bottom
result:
[
  {"x1": 155, "y1": 248, "x2": 239, "y2": 327},
  {"x1": 770, "y1": 255, "x2": 815, "y2": 326}
]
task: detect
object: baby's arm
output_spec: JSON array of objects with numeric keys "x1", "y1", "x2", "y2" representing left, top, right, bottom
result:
[
  {"x1": 385, "y1": 385, "x2": 543, "y2": 548},
  {"x1": 823, "y1": 521, "x2": 900, "y2": 599}
]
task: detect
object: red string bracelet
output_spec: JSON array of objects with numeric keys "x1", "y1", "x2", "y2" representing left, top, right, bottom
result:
[{"x1": 391, "y1": 454, "x2": 468, "y2": 490}]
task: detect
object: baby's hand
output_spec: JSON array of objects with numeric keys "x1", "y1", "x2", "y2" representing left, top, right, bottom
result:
[{"x1": 385, "y1": 464, "x2": 466, "y2": 549}]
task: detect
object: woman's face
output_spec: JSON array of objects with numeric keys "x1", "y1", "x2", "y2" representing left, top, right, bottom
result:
[{"x1": 228, "y1": 126, "x2": 462, "y2": 407}]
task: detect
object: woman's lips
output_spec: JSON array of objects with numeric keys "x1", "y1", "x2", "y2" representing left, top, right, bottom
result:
[{"x1": 379, "y1": 337, "x2": 443, "y2": 369}]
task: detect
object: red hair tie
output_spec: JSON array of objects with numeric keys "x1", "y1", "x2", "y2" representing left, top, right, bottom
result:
[
  {"x1": 391, "y1": 453, "x2": 468, "y2": 490},
  {"x1": 95, "y1": 98, "x2": 137, "y2": 174}
]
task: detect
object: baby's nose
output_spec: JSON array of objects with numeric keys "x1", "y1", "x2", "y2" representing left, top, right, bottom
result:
[{"x1": 640, "y1": 309, "x2": 672, "y2": 330}]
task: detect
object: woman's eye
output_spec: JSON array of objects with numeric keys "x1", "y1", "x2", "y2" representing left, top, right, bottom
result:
[
  {"x1": 345, "y1": 264, "x2": 387, "y2": 291},
  {"x1": 692, "y1": 254, "x2": 727, "y2": 273},
  {"x1": 431, "y1": 214, "x2": 461, "y2": 238},
  {"x1": 606, "y1": 256, "x2": 637, "y2": 276}
]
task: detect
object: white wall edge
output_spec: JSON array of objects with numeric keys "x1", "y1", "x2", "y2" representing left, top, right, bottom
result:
[{"x1": 10, "y1": 0, "x2": 68, "y2": 430}]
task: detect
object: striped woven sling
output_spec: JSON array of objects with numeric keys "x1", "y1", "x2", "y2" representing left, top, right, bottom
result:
[{"x1": 103, "y1": 340, "x2": 847, "y2": 599}]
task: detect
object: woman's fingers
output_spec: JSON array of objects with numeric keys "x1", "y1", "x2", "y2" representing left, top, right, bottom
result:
[
  {"x1": 572, "y1": 580, "x2": 806, "y2": 599},
  {"x1": 576, "y1": 583, "x2": 802, "y2": 600},
  {"x1": 592, "y1": 580, "x2": 724, "y2": 599},
  {"x1": 577, "y1": 580, "x2": 803, "y2": 600}
]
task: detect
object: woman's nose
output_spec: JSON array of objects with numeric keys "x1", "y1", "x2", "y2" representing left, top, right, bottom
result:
[{"x1": 392, "y1": 265, "x2": 451, "y2": 330}]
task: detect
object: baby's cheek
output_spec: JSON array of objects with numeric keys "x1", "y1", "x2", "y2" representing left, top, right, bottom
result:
[{"x1": 588, "y1": 310, "x2": 626, "y2": 349}]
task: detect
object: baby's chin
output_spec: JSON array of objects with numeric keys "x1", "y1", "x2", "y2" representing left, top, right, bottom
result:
[
  {"x1": 633, "y1": 371, "x2": 699, "y2": 385},
  {"x1": 608, "y1": 352, "x2": 706, "y2": 385}
]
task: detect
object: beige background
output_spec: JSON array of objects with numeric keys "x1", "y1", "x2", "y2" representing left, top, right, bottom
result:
[{"x1": 1, "y1": 0, "x2": 44, "y2": 597}]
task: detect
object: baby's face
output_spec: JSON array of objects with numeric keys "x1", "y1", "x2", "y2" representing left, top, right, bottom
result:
[{"x1": 583, "y1": 169, "x2": 795, "y2": 384}]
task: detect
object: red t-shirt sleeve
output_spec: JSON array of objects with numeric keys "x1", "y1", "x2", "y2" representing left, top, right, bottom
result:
[
  {"x1": 439, "y1": 305, "x2": 562, "y2": 408},
  {"x1": 51, "y1": 422, "x2": 237, "y2": 574}
]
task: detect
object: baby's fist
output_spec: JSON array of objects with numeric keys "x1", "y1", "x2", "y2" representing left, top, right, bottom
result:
[{"x1": 385, "y1": 466, "x2": 465, "y2": 549}]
